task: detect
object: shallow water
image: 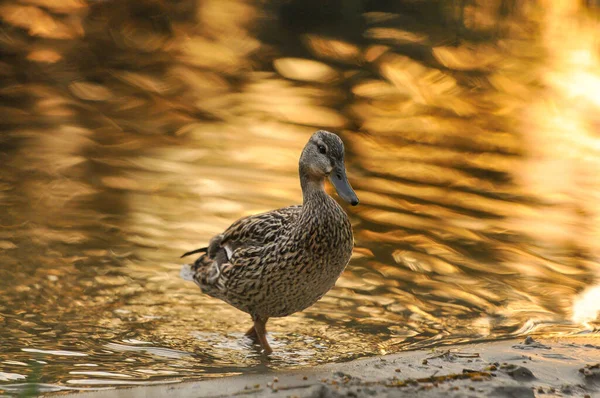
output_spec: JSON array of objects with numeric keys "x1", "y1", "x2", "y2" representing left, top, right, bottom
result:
[{"x1": 1, "y1": 0, "x2": 600, "y2": 394}]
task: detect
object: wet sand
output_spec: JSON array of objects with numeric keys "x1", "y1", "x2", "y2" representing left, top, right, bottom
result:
[{"x1": 65, "y1": 337, "x2": 599, "y2": 398}]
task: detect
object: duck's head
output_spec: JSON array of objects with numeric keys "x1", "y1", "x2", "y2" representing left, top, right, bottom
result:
[{"x1": 299, "y1": 130, "x2": 359, "y2": 206}]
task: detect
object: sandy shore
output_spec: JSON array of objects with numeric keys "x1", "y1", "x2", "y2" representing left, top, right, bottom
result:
[{"x1": 65, "y1": 337, "x2": 599, "y2": 398}]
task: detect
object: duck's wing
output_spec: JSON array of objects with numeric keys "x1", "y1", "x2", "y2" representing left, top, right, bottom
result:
[
  {"x1": 221, "y1": 205, "x2": 302, "y2": 250},
  {"x1": 181, "y1": 205, "x2": 302, "y2": 296},
  {"x1": 180, "y1": 205, "x2": 301, "y2": 259}
]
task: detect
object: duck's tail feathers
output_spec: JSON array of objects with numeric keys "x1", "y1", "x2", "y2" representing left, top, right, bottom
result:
[{"x1": 180, "y1": 247, "x2": 208, "y2": 258}]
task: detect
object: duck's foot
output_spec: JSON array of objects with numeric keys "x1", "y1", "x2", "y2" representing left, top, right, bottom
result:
[{"x1": 252, "y1": 317, "x2": 272, "y2": 355}]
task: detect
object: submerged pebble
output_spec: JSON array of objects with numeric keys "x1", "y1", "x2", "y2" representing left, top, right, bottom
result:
[{"x1": 507, "y1": 366, "x2": 535, "y2": 381}]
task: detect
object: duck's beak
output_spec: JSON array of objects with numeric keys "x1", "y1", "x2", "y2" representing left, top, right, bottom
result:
[{"x1": 329, "y1": 163, "x2": 359, "y2": 206}]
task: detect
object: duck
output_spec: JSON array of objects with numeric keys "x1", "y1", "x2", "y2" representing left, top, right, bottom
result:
[{"x1": 180, "y1": 130, "x2": 359, "y2": 354}]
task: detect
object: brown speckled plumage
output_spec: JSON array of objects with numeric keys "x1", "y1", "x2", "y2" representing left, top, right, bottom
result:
[{"x1": 181, "y1": 130, "x2": 358, "y2": 354}]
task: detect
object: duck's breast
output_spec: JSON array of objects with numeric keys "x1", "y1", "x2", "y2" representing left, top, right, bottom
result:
[{"x1": 256, "y1": 204, "x2": 353, "y2": 317}]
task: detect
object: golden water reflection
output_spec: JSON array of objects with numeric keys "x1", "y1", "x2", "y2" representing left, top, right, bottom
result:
[{"x1": 0, "y1": 0, "x2": 599, "y2": 393}]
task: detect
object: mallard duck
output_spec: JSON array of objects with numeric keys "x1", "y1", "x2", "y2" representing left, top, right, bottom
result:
[{"x1": 180, "y1": 130, "x2": 358, "y2": 354}]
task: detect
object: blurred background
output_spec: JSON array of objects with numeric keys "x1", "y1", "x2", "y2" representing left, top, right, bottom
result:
[{"x1": 0, "y1": 0, "x2": 599, "y2": 393}]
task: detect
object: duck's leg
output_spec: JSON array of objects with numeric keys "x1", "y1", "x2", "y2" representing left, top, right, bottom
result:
[
  {"x1": 252, "y1": 316, "x2": 272, "y2": 355},
  {"x1": 244, "y1": 325, "x2": 258, "y2": 342}
]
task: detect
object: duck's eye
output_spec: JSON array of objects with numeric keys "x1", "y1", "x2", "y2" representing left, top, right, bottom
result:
[{"x1": 318, "y1": 144, "x2": 327, "y2": 154}]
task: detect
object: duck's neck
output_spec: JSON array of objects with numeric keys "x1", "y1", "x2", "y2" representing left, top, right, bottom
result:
[{"x1": 299, "y1": 165, "x2": 329, "y2": 208}]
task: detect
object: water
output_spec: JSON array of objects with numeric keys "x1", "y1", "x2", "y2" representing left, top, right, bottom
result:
[{"x1": 1, "y1": 0, "x2": 600, "y2": 393}]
